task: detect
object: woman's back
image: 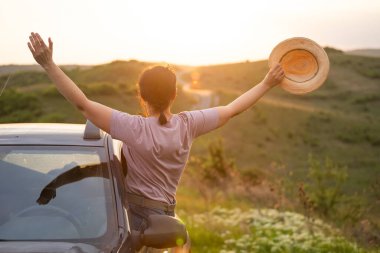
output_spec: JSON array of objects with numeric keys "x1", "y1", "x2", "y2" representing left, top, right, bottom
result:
[{"x1": 110, "y1": 108, "x2": 219, "y2": 204}]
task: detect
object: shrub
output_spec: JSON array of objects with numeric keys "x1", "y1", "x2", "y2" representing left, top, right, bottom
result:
[
  {"x1": 0, "y1": 88, "x2": 41, "y2": 122},
  {"x1": 303, "y1": 155, "x2": 348, "y2": 218},
  {"x1": 0, "y1": 71, "x2": 49, "y2": 87},
  {"x1": 299, "y1": 156, "x2": 380, "y2": 248},
  {"x1": 80, "y1": 82, "x2": 118, "y2": 96},
  {"x1": 187, "y1": 139, "x2": 238, "y2": 206},
  {"x1": 41, "y1": 86, "x2": 61, "y2": 97}
]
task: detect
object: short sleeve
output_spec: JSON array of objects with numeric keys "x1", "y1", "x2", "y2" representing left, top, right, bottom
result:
[
  {"x1": 186, "y1": 108, "x2": 220, "y2": 138},
  {"x1": 110, "y1": 109, "x2": 142, "y2": 144}
]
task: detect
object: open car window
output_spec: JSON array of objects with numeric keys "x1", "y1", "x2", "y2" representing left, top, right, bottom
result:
[{"x1": 0, "y1": 146, "x2": 117, "y2": 241}]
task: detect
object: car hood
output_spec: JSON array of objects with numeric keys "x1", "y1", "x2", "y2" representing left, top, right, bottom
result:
[{"x1": 0, "y1": 241, "x2": 103, "y2": 253}]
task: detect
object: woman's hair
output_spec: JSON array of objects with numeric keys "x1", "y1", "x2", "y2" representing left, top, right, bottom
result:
[{"x1": 138, "y1": 65, "x2": 176, "y2": 125}]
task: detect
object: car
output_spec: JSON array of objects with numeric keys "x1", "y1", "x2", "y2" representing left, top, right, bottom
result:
[{"x1": 0, "y1": 121, "x2": 189, "y2": 253}]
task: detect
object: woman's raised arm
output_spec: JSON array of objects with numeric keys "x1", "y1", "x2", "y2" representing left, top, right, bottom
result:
[
  {"x1": 215, "y1": 64, "x2": 285, "y2": 126},
  {"x1": 27, "y1": 32, "x2": 112, "y2": 133}
]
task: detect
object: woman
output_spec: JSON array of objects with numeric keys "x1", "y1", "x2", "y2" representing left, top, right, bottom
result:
[{"x1": 27, "y1": 32, "x2": 285, "y2": 231}]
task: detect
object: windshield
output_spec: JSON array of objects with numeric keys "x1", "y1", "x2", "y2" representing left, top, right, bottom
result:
[{"x1": 0, "y1": 146, "x2": 117, "y2": 241}]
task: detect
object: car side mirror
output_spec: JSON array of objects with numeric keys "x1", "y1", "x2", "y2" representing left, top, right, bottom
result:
[{"x1": 131, "y1": 214, "x2": 187, "y2": 251}]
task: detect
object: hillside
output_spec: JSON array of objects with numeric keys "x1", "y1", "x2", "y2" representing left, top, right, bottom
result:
[
  {"x1": 184, "y1": 51, "x2": 380, "y2": 203},
  {"x1": 0, "y1": 60, "x2": 194, "y2": 122},
  {"x1": 0, "y1": 53, "x2": 379, "y2": 249},
  {"x1": 346, "y1": 49, "x2": 380, "y2": 58},
  {"x1": 0, "y1": 64, "x2": 91, "y2": 75},
  {"x1": 0, "y1": 64, "x2": 43, "y2": 75},
  {"x1": 178, "y1": 52, "x2": 380, "y2": 250},
  {"x1": 1, "y1": 54, "x2": 379, "y2": 194}
]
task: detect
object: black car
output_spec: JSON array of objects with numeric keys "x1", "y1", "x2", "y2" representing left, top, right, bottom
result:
[{"x1": 0, "y1": 121, "x2": 189, "y2": 253}]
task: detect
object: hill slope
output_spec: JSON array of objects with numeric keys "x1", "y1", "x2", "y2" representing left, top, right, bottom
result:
[
  {"x1": 1, "y1": 54, "x2": 379, "y2": 188},
  {"x1": 0, "y1": 54, "x2": 379, "y2": 244},
  {"x1": 189, "y1": 51, "x2": 380, "y2": 191},
  {"x1": 346, "y1": 49, "x2": 380, "y2": 58}
]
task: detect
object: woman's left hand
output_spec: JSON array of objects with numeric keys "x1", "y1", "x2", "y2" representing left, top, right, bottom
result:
[{"x1": 27, "y1": 32, "x2": 54, "y2": 69}]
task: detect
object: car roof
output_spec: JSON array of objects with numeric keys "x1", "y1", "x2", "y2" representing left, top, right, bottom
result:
[{"x1": 0, "y1": 122, "x2": 106, "y2": 147}]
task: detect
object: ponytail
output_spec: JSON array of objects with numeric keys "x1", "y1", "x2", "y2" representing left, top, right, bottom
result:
[{"x1": 158, "y1": 111, "x2": 167, "y2": 125}]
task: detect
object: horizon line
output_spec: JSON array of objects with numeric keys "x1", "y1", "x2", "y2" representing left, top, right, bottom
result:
[
  {"x1": 1, "y1": 46, "x2": 379, "y2": 68},
  {"x1": 0, "y1": 57, "x2": 270, "y2": 68}
]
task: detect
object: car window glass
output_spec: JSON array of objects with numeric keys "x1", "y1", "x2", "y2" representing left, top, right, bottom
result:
[{"x1": 0, "y1": 146, "x2": 116, "y2": 241}]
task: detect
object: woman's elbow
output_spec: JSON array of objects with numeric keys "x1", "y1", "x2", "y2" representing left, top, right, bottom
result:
[
  {"x1": 76, "y1": 98, "x2": 91, "y2": 116},
  {"x1": 217, "y1": 106, "x2": 234, "y2": 126}
]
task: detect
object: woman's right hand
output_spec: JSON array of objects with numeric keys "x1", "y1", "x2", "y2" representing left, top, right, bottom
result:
[
  {"x1": 263, "y1": 63, "x2": 285, "y2": 88},
  {"x1": 27, "y1": 32, "x2": 54, "y2": 69}
]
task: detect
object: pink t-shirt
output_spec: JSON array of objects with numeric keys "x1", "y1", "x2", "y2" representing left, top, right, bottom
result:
[{"x1": 110, "y1": 108, "x2": 220, "y2": 204}]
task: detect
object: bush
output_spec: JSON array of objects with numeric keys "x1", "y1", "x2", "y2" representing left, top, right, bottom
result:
[
  {"x1": 41, "y1": 86, "x2": 61, "y2": 97},
  {"x1": 0, "y1": 88, "x2": 41, "y2": 122},
  {"x1": 303, "y1": 155, "x2": 348, "y2": 218},
  {"x1": 187, "y1": 139, "x2": 238, "y2": 206},
  {"x1": 0, "y1": 71, "x2": 49, "y2": 87},
  {"x1": 299, "y1": 156, "x2": 380, "y2": 248},
  {"x1": 80, "y1": 82, "x2": 118, "y2": 96}
]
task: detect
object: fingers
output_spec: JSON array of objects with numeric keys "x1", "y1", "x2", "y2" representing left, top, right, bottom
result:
[
  {"x1": 27, "y1": 42, "x2": 35, "y2": 55},
  {"x1": 27, "y1": 32, "x2": 54, "y2": 68},
  {"x1": 31, "y1": 32, "x2": 42, "y2": 48},
  {"x1": 31, "y1": 33, "x2": 40, "y2": 48},
  {"x1": 37, "y1": 197, "x2": 50, "y2": 205},
  {"x1": 29, "y1": 34, "x2": 40, "y2": 56},
  {"x1": 272, "y1": 63, "x2": 283, "y2": 72},
  {"x1": 271, "y1": 63, "x2": 284, "y2": 77},
  {"x1": 29, "y1": 35, "x2": 36, "y2": 51},
  {"x1": 48, "y1": 37, "x2": 53, "y2": 52},
  {"x1": 33, "y1": 32, "x2": 42, "y2": 46},
  {"x1": 265, "y1": 63, "x2": 285, "y2": 86},
  {"x1": 264, "y1": 62, "x2": 286, "y2": 87},
  {"x1": 29, "y1": 32, "x2": 48, "y2": 52},
  {"x1": 36, "y1": 33, "x2": 47, "y2": 48}
]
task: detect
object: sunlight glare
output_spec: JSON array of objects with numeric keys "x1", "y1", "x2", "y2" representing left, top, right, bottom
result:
[{"x1": 0, "y1": 0, "x2": 379, "y2": 65}]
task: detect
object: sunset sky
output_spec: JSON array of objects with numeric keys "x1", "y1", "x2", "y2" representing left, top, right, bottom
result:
[{"x1": 1, "y1": 0, "x2": 380, "y2": 66}]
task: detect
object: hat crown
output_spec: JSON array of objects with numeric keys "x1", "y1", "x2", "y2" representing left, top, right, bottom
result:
[{"x1": 280, "y1": 49, "x2": 319, "y2": 83}]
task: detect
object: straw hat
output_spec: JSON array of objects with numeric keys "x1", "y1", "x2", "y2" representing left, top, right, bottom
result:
[{"x1": 269, "y1": 37, "x2": 330, "y2": 94}]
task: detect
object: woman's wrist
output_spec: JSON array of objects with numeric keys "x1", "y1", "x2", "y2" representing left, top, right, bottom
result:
[
  {"x1": 42, "y1": 61, "x2": 56, "y2": 71},
  {"x1": 41, "y1": 61, "x2": 57, "y2": 72},
  {"x1": 262, "y1": 79, "x2": 276, "y2": 89}
]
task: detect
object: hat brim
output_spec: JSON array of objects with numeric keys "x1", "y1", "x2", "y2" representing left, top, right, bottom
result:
[{"x1": 269, "y1": 37, "x2": 330, "y2": 95}]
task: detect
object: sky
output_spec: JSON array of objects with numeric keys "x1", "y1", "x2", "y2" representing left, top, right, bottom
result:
[{"x1": 1, "y1": 0, "x2": 380, "y2": 66}]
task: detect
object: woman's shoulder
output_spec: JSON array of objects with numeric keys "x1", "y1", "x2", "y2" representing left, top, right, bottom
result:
[
  {"x1": 175, "y1": 111, "x2": 192, "y2": 124},
  {"x1": 112, "y1": 109, "x2": 145, "y2": 120},
  {"x1": 176, "y1": 108, "x2": 219, "y2": 121},
  {"x1": 111, "y1": 109, "x2": 148, "y2": 130}
]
